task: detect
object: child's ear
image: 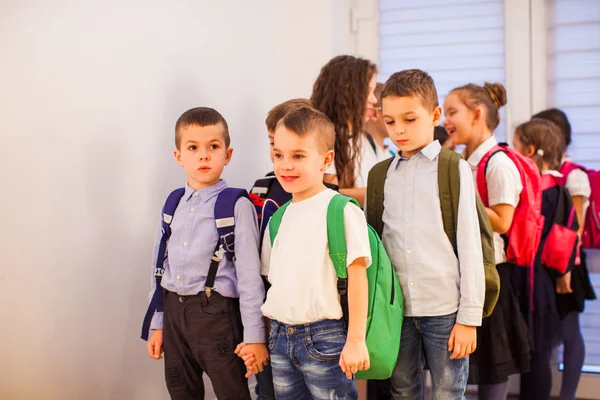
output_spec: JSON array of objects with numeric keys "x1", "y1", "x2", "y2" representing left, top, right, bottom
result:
[
  {"x1": 432, "y1": 106, "x2": 443, "y2": 126},
  {"x1": 322, "y1": 150, "x2": 335, "y2": 171},
  {"x1": 173, "y1": 149, "x2": 184, "y2": 167},
  {"x1": 473, "y1": 106, "x2": 484, "y2": 125},
  {"x1": 225, "y1": 147, "x2": 234, "y2": 165},
  {"x1": 526, "y1": 145, "x2": 536, "y2": 158}
]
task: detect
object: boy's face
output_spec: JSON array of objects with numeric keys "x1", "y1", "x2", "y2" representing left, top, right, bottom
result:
[
  {"x1": 382, "y1": 95, "x2": 442, "y2": 158},
  {"x1": 272, "y1": 126, "x2": 333, "y2": 201},
  {"x1": 173, "y1": 123, "x2": 233, "y2": 191},
  {"x1": 268, "y1": 130, "x2": 275, "y2": 163}
]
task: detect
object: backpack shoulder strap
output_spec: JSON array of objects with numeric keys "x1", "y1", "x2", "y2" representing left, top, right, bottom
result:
[
  {"x1": 558, "y1": 161, "x2": 586, "y2": 186},
  {"x1": 326, "y1": 194, "x2": 360, "y2": 279},
  {"x1": 203, "y1": 188, "x2": 249, "y2": 296},
  {"x1": 438, "y1": 148, "x2": 461, "y2": 255},
  {"x1": 326, "y1": 194, "x2": 360, "y2": 325},
  {"x1": 213, "y1": 188, "x2": 248, "y2": 261},
  {"x1": 268, "y1": 200, "x2": 292, "y2": 246},
  {"x1": 476, "y1": 145, "x2": 503, "y2": 206},
  {"x1": 364, "y1": 132, "x2": 378, "y2": 154},
  {"x1": 162, "y1": 188, "x2": 186, "y2": 237},
  {"x1": 141, "y1": 187, "x2": 185, "y2": 341},
  {"x1": 367, "y1": 157, "x2": 395, "y2": 237},
  {"x1": 250, "y1": 175, "x2": 276, "y2": 197}
]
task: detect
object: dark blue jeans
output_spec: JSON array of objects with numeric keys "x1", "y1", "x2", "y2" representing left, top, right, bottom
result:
[
  {"x1": 390, "y1": 313, "x2": 468, "y2": 400},
  {"x1": 268, "y1": 318, "x2": 357, "y2": 400}
]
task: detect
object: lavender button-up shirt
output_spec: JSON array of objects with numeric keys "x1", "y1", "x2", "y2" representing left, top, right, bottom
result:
[{"x1": 148, "y1": 180, "x2": 265, "y2": 343}]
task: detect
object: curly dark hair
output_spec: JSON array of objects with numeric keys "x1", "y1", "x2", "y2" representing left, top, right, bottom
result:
[{"x1": 311, "y1": 55, "x2": 377, "y2": 188}]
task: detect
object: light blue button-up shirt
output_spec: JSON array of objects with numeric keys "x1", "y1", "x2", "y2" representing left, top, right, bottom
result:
[
  {"x1": 381, "y1": 141, "x2": 485, "y2": 326},
  {"x1": 148, "y1": 180, "x2": 265, "y2": 343}
]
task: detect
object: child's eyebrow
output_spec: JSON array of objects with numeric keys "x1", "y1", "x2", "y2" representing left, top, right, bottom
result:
[{"x1": 272, "y1": 148, "x2": 308, "y2": 153}]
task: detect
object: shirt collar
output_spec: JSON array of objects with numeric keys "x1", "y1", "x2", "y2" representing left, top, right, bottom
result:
[
  {"x1": 467, "y1": 136, "x2": 498, "y2": 168},
  {"x1": 543, "y1": 170, "x2": 563, "y2": 178},
  {"x1": 394, "y1": 140, "x2": 441, "y2": 169},
  {"x1": 184, "y1": 180, "x2": 227, "y2": 202}
]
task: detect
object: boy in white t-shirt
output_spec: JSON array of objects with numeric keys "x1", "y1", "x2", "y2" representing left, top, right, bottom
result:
[{"x1": 258, "y1": 106, "x2": 371, "y2": 399}]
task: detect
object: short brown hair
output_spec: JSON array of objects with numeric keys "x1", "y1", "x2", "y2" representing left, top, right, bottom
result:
[
  {"x1": 382, "y1": 69, "x2": 439, "y2": 110},
  {"x1": 175, "y1": 107, "x2": 230, "y2": 149},
  {"x1": 276, "y1": 106, "x2": 335, "y2": 153},
  {"x1": 515, "y1": 118, "x2": 565, "y2": 171},
  {"x1": 266, "y1": 99, "x2": 312, "y2": 133},
  {"x1": 450, "y1": 82, "x2": 507, "y2": 131}
]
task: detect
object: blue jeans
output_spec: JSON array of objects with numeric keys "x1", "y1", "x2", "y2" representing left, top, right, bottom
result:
[
  {"x1": 390, "y1": 313, "x2": 468, "y2": 400},
  {"x1": 268, "y1": 318, "x2": 357, "y2": 400}
]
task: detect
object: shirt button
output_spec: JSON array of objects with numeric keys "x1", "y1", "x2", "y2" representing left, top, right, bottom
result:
[
  {"x1": 407, "y1": 187, "x2": 412, "y2": 191},
  {"x1": 190, "y1": 208, "x2": 195, "y2": 212},
  {"x1": 410, "y1": 282, "x2": 415, "y2": 287},
  {"x1": 194, "y1": 192, "x2": 199, "y2": 197},
  {"x1": 183, "y1": 241, "x2": 188, "y2": 247},
  {"x1": 406, "y1": 218, "x2": 411, "y2": 223},
  {"x1": 176, "y1": 274, "x2": 181, "y2": 280},
  {"x1": 407, "y1": 249, "x2": 412, "y2": 255}
]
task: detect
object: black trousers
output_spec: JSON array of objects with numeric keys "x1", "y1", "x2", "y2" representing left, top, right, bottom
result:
[{"x1": 163, "y1": 290, "x2": 250, "y2": 400}]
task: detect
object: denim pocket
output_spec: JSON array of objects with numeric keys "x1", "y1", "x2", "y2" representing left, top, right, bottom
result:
[{"x1": 304, "y1": 329, "x2": 346, "y2": 361}]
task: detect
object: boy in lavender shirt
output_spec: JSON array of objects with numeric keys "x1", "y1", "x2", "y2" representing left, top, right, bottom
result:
[{"x1": 143, "y1": 107, "x2": 268, "y2": 399}]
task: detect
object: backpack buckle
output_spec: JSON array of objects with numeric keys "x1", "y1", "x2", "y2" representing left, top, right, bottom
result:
[
  {"x1": 212, "y1": 244, "x2": 226, "y2": 262},
  {"x1": 220, "y1": 232, "x2": 235, "y2": 257},
  {"x1": 337, "y1": 279, "x2": 348, "y2": 296}
]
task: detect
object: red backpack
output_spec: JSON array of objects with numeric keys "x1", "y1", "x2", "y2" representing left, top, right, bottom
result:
[
  {"x1": 559, "y1": 161, "x2": 600, "y2": 249},
  {"x1": 476, "y1": 144, "x2": 544, "y2": 268}
]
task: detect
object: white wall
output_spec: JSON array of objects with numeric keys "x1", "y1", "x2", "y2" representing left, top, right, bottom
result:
[{"x1": 0, "y1": 1, "x2": 351, "y2": 398}]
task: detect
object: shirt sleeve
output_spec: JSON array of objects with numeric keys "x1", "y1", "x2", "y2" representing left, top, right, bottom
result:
[
  {"x1": 261, "y1": 223, "x2": 272, "y2": 277},
  {"x1": 485, "y1": 153, "x2": 523, "y2": 207},
  {"x1": 344, "y1": 202, "x2": 372, "y2": 268},
  {"x1": 233, "y1": 197, "x2": 266, "y2": 343},
  {"x1": 149, "y1": 213, "x2": 166, "y2": 330},
  {"x1": 566, "y1": 168, "x2": 591, "y2": 199},
  {"x1": 456, "y1": 160, "x2": 485, "y2": 326}
]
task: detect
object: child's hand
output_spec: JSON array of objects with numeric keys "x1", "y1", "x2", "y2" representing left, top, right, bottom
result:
[
  {"x1": 147, "y1": 329, "x2": 164, "y2": 360},
  {"x1": 556, "y1": 272, "x2": 573, "y2": 294},
  {"x1": 339, "y1": 338, "x2": 370, "y2": 379},
  {"x1": 237, "y1": 343, "x2": 269, "y2": 378},
  {"x1": 448, "y1": 323, "x2": 476, "y2": 359}
]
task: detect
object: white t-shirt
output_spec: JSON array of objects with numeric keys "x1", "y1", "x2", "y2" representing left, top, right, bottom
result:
[
  {"x1": 261, "y1": 189, "x2": 372, "y2": 325},
  {"x1": 467, "y1": 136, "x2": 523, "y2": 265},
  {"x1": 562, "y1": 158, "x2": 591, "y2": 219},
  {"x1": 325, "y1": 134, "x2": 391, "y2": 188}
]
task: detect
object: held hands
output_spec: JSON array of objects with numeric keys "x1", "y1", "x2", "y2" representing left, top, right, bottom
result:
[
  {"x1": 339, "y1": 337, "x2": 370, "y2": 379},
  {"x1": 556, "y1": 271, "x2": 573, "y2": 294},
  {"x1": 234, "y1": 342, "x2": 270, "y2": 378},
  {"x1": 448, "y1": 323, "x2": 477, "y2": 360},
  {"x1": 147, "y1": 329, "x2": 164, "y2": 360}
]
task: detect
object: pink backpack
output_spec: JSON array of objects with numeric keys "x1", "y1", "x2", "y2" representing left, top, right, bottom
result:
[
  {"x1": 559, "y1": 161, "x2": 600, "y2": 249},
  {"x1": 477, "y1": 144, "x2": 544, "y2": 267}
]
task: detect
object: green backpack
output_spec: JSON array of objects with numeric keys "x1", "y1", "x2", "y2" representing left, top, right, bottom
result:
[
  {"x1": 269, "y1": 194, "x2": 404, "y2": 380},
  {"x1": 366, "y1": 148, "x2": 499, "y2": 318}
]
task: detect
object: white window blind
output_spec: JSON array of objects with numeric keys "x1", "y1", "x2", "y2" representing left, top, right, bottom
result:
[
  {"x1": 378, "y1": 0, "x2": 507, "y2": 141},
  {"x1": 547, "y1": 0, "x2": 600, "y2": 169}
]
